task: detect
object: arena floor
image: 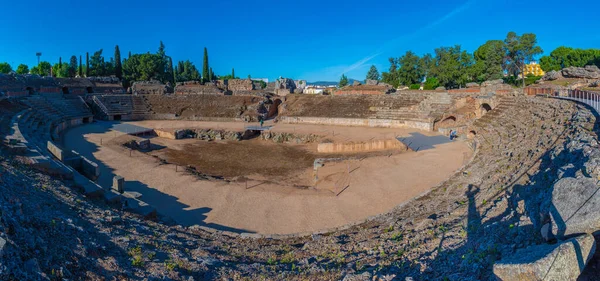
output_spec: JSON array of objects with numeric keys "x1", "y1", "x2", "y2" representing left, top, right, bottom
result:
[{"x1": 62, "y1": 120, "x2": 471, "y2": 234}]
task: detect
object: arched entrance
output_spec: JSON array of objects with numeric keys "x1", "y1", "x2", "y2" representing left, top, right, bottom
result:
[
  {"x1": 268, "y1": 99, "x2": 283, "y2": 118},
  {"x1": 26, "y1": 87, "x2": 34, "y2": 95},
  {"x1": 468, "y1": 130, "x2": 477, "y2": 139},
  {"x1": 86, "y1": 87, "x2": 93, "y2": 93},
  {"x1": 62, "y1": 87, "x2": 69, "y2": 94},
  {"x1": 481, "y1": 103, "x2": 492, "y2": 112}
]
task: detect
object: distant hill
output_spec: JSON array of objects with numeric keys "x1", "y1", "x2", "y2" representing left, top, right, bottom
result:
[{"x1": 308, "y1": 78, "x2": 361, "y2": 86}]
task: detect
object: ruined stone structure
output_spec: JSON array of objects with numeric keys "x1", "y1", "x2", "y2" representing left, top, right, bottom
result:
[
  {"x1": 4, "y1": 73, "x2": 600, "y2": 280},
  {"x1": 226, "y1": 79, "x2": 255, "y2": 92},
  {"x1": 274, "y1": 77, "x2": 296, "y2": 96},
  {"x1": 334, "y1": 84, "x2": 394, "y2": 95},
  {"x1": 174, "y1": 81, "x2": 224, "y2": 95},
  {"x1": 129, "y1": 80, "x2": 172, "y2": 95}
]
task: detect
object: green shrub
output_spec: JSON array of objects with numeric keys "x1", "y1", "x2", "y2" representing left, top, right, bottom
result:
[{"x1": 409, "y1": 84, "x2": 421, "y2": 90}]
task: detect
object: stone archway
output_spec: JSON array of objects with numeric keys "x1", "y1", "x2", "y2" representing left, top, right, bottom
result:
[
  {"x1": 26, "y1": 87, "x2": 34, "y2": 95},
  {"x1": 62, "y1": 87, "x2": 69, "y2": 94},
  {"x1": 481, "y1": 103, "x2": 492, "y2": 112},
  {"x1": 86, "y1": 87, "x2": 93, "y2": 93},
  {"x1": 468, "y1": 130, "x2": 477, "y2": 139}
]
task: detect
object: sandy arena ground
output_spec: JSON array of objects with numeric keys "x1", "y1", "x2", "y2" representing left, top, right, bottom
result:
[{"x1": 63, "y1": 120, "x2": 471, "y2": 234}]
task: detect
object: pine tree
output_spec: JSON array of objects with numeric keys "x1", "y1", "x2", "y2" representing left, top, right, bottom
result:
[
  {"x1": 79, "y1": 55, "x2": 82, "y2": 77},
  {"x1": 366, "y1": 65, "x2": 380, "y2": 81},
  {"x1": 114, "y1": 45, "x2": 122, "y2": 80},
  {"x1": 232, "y1": 68, "x2": 235, "y2": 79},
  {"x1": 339, "y1": 74, "x2": 349, "y2": 87},
  {"x1": 85, "y1": 52, "x2": 89, "y2": 77},
  {"x1": 202, "y1": 47, "x2": 209, "y2": 83}
]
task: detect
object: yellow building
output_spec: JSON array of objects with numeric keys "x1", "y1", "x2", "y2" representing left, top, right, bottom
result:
[{"x1": 524, "y1": 61, "x2": 545, "y2": 77}]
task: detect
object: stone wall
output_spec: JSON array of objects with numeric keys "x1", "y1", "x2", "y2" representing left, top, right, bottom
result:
[
  {"x1": 130, "y1": 81, "x2": 172, "y2": 95},
  {"x1": 227, "y1": 79, "x2": 254, "y2": 92},
  {"x1": 174, "y1": 81, "x2": 223, "y2": 95},
  {"x1": 281, "y1": 116, "x2": 433, "y2": 131},
  {"x1": 334, "y1": 85, "x2": 393, "y2": 95},
  {"x1": 317, "y1": 139, "x2": 406, "y2": 153}
]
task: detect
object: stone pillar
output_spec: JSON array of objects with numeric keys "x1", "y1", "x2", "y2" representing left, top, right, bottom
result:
[{"x1": 112, "y1": 176, "x2": 124, "y2": 193}]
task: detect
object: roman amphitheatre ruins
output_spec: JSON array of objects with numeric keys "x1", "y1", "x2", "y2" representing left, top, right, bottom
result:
[{"x1": 1, "y1": 71, "x2": 600, "y2": 280}]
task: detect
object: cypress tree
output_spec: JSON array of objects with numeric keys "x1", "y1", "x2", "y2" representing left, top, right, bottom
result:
[
  {"x1": 128, "y1": 51, "x2": 131, "y2": 58},
  {"x1": 232, "y1": 68, "x2": 235, "y2": 79},
  {"x1": 209, "y1": 67, "x2": 214, "y2": 81},
  {"x1": 114, "y1": 45, "x2": 122, "y2": 80},
  {"x1": 168, "y1": 57, "x2": 175, "y2": 84},
  {"x1": 85, "y1": 52, "x2": 89, "y2": 77},
  {"x1": 79, "y1": 55, "x2": 82, "y2": 77},
  {"x1": 202, "y1": 47, "x2": 209, "y2": 83}
]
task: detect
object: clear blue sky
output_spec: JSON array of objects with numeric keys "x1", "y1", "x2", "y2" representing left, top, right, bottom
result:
[{"x1": 0, "y1": 0, "x2": 598, "y2": 82}]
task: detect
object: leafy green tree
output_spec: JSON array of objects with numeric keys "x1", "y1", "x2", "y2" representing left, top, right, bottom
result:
[
  {"x1": 397, "y1": 51, "x2": 422, "y2": 86},
  {"x1": 418, "y1": 53, "x2": 435, "y2": 79},
  {"x1": 539, "y1": 47, "x2": 600, "y2": 71},
  {"x1": 0, "y1": 62, "x2": 12, "y2": 74},
  {"x1": 431, "y1": 45, "x2": 474, "y2": 89},
  {"x1": 89, "y1": 49, "x2": 105, "y2": 76},
  {"x1": 31, "y1": 61, "x2": 52, "y2": 76},
  {"x1": 16, "y1": 64, "x2": 29, "y2": 74},
  {"x1": 473, "y1": 40, "x2": 505, "y2": 82},
  {"x1": 366, "y1": 65, "x2": 380, "y2": 81},
  {"x1": 69, "y1": 56, "x2": 78, "y2": 77},
  {"x1": 504, "y1": 32, "x2": 543, "y2": 87},
  {"x1": 381, "y1": 57, "x2": 400, "y2": 88},
  {"x1": 202, "y1": 47, "x2": 209, "y2": 83},
  {"x1": 114, "y1": 45, "x2": 122, "y2": 80},
  {"x1": 52, "y1": 62, "x2": 70, "y2": 78},
  {"x1": 339, "y1": 74, "x2": 349, "y2": 87}
]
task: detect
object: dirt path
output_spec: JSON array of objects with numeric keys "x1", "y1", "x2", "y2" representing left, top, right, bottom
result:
[{"x1": 63, "y1": 121, "x2": 471, "y2": 234}]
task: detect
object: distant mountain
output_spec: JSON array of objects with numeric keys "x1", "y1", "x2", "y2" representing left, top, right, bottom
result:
[{"x1": 308, "y1": 79, "x2": 361, "y2": 87}]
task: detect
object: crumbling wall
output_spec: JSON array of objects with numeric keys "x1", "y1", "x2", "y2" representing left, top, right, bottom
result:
[
  {"x1": 274, "y1": 78, "x2": 296, "y2": 96},
  {"x1": 174, "y1": 81, "x2": 223, "y2": 95},
  {"x1": 317, "y1": 139, "x2": 406, "y2": 153},
  {"x1": 227, "y1": 79, "x2": 255, "y2": 92},
  {"x1": 130, "y1": 81, "x2": 172, "y2": 95}
]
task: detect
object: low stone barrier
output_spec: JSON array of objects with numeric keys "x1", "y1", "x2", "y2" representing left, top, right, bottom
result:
[
  {"x1": 280, "y1": 116, "x2": 433, "y2": 131},
  {"x1": 317, "y1": 139, "x2": 406, "y2": 153}
]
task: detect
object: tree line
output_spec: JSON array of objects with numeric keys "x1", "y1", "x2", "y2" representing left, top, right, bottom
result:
[
  {"x1": 0, "y1": 42, "x2": 240, "y2": 88},
  {"x1": 345, "y1": 32, "x2": 551, "y2": 89}
]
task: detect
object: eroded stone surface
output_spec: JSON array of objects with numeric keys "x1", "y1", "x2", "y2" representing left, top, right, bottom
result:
[
  {"x1": 549, "y1": 177, "x2": 600, "y2": 238},
  {"x1": 493, "y1": 234, "x2": 596, "y2": 281}
]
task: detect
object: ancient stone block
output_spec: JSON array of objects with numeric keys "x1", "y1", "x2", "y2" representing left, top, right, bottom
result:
[
  {"x1": 0, "y1": 237, "x2": 6, "y2": 258},
  {"x1": 549, "y1": 177, "x2": 600, "y2": 238},
  {"x1": 493, "y1": 234, "x2": 596, "y2": 281},
  {"x1": 113, "y1": 176, "x2": 125, "y2": 193}
]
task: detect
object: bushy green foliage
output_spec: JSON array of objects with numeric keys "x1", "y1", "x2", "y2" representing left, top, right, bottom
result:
[
  {"x1": 16, "y1": 64, "x2": 29, "y2": 74},
  {"x1": 423, "y1": 77, "x2": 440, "y2": 90},
  {"x1": 30, "y1": 61, "x2": 52, "y2": 76},
  {"x1": 175, "y1": 60, "x2": 201, "y2": 82},
  {"x1": 409, "y1": 84, "x2": 420, "y2": 90},
  {"x1": 88, "y1": 49, "x2": 115, "y2": 77},
  {"x1": 52, "y1": 62, "x2": 70, "y2": 78},
  {"x1": 0, "y1": 62, "x2": 12, "y2": 74},
  {"x1": 539, "y1": 47, "x2": 600, "y2": 71},
  {"x1": 381, "y1": 31, "x2": 543, "y2": 89}
]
